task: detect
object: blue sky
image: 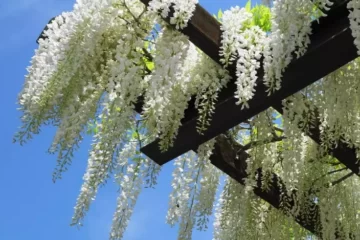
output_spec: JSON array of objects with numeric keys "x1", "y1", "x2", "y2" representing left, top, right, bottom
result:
[{"x1": 0, "y1": 1, "x2": 256, "y2": 240}]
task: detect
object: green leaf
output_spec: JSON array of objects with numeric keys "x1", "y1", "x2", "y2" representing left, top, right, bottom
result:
[
  {"x1": 145, "y1": 59, "x2": 154, "y2": 71},
  {"x1": 245, "y1": 0, "x2": 252, "y2": 12},
  {"x1": 86, "y1": 120, "x2": 99, "y2": 135},
  {"x1": 275, "y1": 112, "x2": 282, "y2": 119},
  {"x1": 133, "y1": 157, "x2": 143, "y2": 163},
  {"x1": 132, "y1": 131, "x2": 139, "y2": 140},
  {"x1": 217, "y1": 9, "x2": 223, "y2": 20},
  {"x1": 252, "y1": 126, "x2": 258, "y2": 136},
  {"x1": 251, "y1": 4, "x2": 271, "y2": 32},
  {"x1": 144, "y1": 40, "x2": 149, "y2": 50}
]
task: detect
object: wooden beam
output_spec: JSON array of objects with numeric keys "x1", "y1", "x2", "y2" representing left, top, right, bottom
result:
[
  {"x1": 139, "y1": 1, "x2": 359, "y2": 177},
  {"x1": 141, "y1": 0, "x2": 222, "y2": 63},
  {"x1": 212, "y1": 134, "x2": 321, "y2": 235},
  {"x1": 36, "y1": 17, "x2": 56, "y2": 44},
  {"x1": 272, "y1": 101, "x2": 360, "y2": 175},
  {"x1": 140, "y1": 1, "x2": 359, "y2": 165}
]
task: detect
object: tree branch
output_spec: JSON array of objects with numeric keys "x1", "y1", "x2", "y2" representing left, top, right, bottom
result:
[
  {"x1": 331, "y1": 172, "x2": 354, "y2": 186},
  {"x1": 141, "y1": 47, "x2": 153, "y2": 61},
  {"x1": 241, "y1": 135, "x2": 286, "y2": 152},
  {"x1": 273, "y1": 126, "x2": 284, "y2": 133},
  {"x1": 328, "y1": 167, "x2": 348, "y2": 175},
  {"x1": 311, "y1": 167, "x2": 348, "y2": 186}
]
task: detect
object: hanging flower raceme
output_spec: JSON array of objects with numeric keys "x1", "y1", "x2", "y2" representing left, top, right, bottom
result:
[
  {"x1": 220, "y1": 7, "x2": 252, "y2": 66},
  {"x1": 264, "y1": 0, "x2": 332, "y2": 93},
  {"x1": 167, "y1": 152, "x2": 197, "y2": 227},
  {"x1": 317, "y1": 173, "x2": 360, "y2": 239},
  {"x1": 246, "y1": 109, "x2": 280, "y2": 191},
  {"x1": 148, "y1": 0, "x2": 198, "y2": 29},
  {"x1": 193, "y1": 140, "x2": 221, "y2": 231},
  {"x1": 17, "y1": 11, "x2": 88, "y2": 144},
  {"x1": 279, "y1": 94, "x2": 313, "y2": 192},
  {"x1": 48, "y1": 22, "x2": 130, "y2": 180},
  {"x1": 71, "y1": 99, "x2": 136, "y2": 227},
  {"x1": 167, "y1": 140, "x2": 219, "y2": 240},
  {"x1": 16, "y1": 0, "x2": 153, "y2": 181},
  {"x1": 142, "y1": 28, "x2": 198, "y2": 151},
  {"x1": 213, "y1": 178, "x2": 283, "y2": 240},
  {"x1": 192, "y1": 53, "x2": 231, "y2": 134},
  {"x1": 220, "y1": 7, "x2": 266, "y2": 108},
  {"x1": 71, "y1": 1, "x2": 155, "y2": 227},
  {"x1": 110, "y1": 141, "x2": 148, "y2": 240},
  {"x1": 18, "y1": 0, "x2": 98, "y2": 115},
  {"x1": 18, "y1": 0, "x2": 121, "y2": 133},
  {"x1": 107, "y1": 33, "x2": 147, "y2": 107},
  {"x1": 309, "y1": 60, "x2": 360, "y2": 155},
  {"x1": 111, "y1": 163, "x2": 142, "y2": 240},
  {"x1": 348, "y1": 0, "x2": 360, "y2": 54}
]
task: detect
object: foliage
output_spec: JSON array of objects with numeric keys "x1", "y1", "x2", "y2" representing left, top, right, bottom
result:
[{"x1": 214, "y1": 1, "x2": 271, "y2": 32}]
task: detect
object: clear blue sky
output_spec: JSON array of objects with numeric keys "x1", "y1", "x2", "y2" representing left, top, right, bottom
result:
[{"x1": 0, "y1": 1, "x2": 256, "y2": 239}]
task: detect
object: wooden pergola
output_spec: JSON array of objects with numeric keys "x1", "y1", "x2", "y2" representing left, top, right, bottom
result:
[
  {"x1": 39, "y1": 0, "x2": 360, "y2": 236},
  {"x1": 136, "y1": 0, "x2": 358, "y2": 236}
]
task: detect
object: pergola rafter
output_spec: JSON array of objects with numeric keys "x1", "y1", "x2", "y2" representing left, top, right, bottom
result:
[
  {"x1": 135, "y1": 1, "x2": 358, "y2": 235},
  {"x1": 211, "y1": 134, "x2": 321, "y2": 235},
  {"x1": 272, "y1": 102, "x2": 360, "y2": 176},
  {"x1": 140, "y1": 0, "x2": 357, "y2": 165},
  {"x1": 139, "y1": 0, "x2": 360, "y2": 177},
  {"x1": 135, "y1": 1, "x2": 359, "y2": 235}
]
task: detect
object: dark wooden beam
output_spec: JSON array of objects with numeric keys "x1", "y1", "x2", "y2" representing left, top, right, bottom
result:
[
  {"x1": 141, "y1": 1, "x2": 358, "y2": 165},
  {"x1": 212, "y1": 134, "x2": 321, "y2": 236},
  {"x1": 36, "y1": 17, "x2": 56, "y2": 44},
  {"x1": 143, "y1": 0, "x2": 360, "y2": 176},
  {"x1": 272, "y1": 101, "x2": 360, "y2": 175},
  {"x1": 140, "y1": 0, "x2": 221, "y2": 63}
]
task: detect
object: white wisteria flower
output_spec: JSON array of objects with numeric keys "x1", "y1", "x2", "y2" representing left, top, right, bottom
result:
[
  {"x1": 264, "y1": 0, "x2": 332, "y2": 93},
  {"x1": 149, "y1": 0, "x2": 198, "y2": 29},
  {"x1": 348, "y1": 0, "x2": 360, "y2": 54},
  {"x1": 220, "y1": 7, "x2": 266, "y2": 108}
]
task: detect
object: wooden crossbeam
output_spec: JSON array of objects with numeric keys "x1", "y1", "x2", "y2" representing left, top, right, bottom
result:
[
  {"x1": 140, "y1": 0, "x2": 358, "y2": 166},
  {"x1": 212, "y1": 134, "x2": 321, "y2": 235},
  {"x1": 36, "y1": 17, "x2": 56, "y2": 44},
  {"x1": 213, "y1": 134, "x2": 356, "y2": 238},
  {"x1": 272, "y1": 102, "x2": 360, "y2": 175}
]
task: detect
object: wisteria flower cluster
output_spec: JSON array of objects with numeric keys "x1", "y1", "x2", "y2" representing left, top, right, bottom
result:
[
  {"x1": 220, "y1": 7, "x2": 266, "y2": 108},
  {"x1": 148, "y1": 0, "x2": 198, "y2": 29},
  {"x1": 263, "y1": 0, "x2": 332, "y2": 92},
  {"x1": 348, "y1": 0, "x2": 360, "y2": 54},
  {"x1": 142, "y1": 28, "x2": 193, "y2": 150}
]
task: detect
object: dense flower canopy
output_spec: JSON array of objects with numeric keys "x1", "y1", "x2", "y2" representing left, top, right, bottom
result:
[{"x1": 15, "y1": 0, "x2": 360, "y2": 239}]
